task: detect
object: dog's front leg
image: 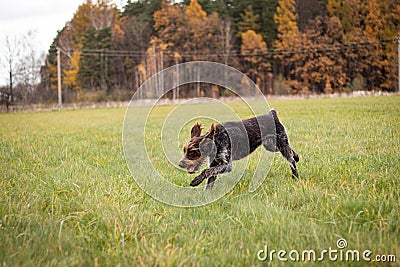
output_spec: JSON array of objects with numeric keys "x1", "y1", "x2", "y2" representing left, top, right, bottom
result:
[
  {"x1": 205, "y1": 176, "x2": 216, "y2": 190},
  {"x1": 190, "y1": 162, "x2": 232, "y2": 187}
]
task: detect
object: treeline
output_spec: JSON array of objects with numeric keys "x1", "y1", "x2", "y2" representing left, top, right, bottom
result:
[{"x1": 39, "y1": 0, "x2": 399, "y2": 103}]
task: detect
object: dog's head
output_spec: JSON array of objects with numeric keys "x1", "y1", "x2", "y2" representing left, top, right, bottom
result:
[{"x1": 179, "y1": 122, "x2": 216, "y2": 173}]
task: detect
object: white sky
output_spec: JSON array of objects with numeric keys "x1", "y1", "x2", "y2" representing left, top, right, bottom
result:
[{"x1": 0, "y1": 0, "x2": 127, "y2": 85}]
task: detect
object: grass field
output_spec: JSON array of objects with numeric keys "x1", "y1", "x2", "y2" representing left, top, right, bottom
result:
[{"x1": 1, "y1": 96, "x2": 399, "y2": 266}]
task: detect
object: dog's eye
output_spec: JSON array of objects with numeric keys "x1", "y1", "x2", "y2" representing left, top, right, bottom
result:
[{"x1": 187, "y1": 150, "x2": 200, "y2": 159}]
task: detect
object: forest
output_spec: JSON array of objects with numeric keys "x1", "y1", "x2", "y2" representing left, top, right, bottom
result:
[{"x1": 15, "y1": 0, "x2": 400, "y2": 103}]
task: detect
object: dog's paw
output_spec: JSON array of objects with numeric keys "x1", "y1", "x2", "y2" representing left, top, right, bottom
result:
[
  {"x1": 291, "y1": 169, "x2": 299, "y2": 179},
  {"x1": 293, "y1": 151, "x2": 300, "y2": 162},
  {"x1": 190, "y1": 175, "x2": 205, "y2": 186}
]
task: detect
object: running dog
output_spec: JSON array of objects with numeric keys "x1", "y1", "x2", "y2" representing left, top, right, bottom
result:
[{"x1": 179, "y1": 109, "x2": 299, "y2": 190}]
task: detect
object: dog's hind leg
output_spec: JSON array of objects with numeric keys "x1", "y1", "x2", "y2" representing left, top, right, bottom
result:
[
  {"x1": 271, "y1": 110, "x2": 299, "y2": 178},
  {"x1": 277, "y1": 130, "x2": 299, "y2": 178},
  {"x1": 281, "y1": 146, "x2": 299, "y2": 178}
]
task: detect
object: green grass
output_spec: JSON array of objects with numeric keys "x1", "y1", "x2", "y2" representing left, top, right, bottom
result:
[{"x1": 1, "y1": 96, "x2": 399, "y2": 266}]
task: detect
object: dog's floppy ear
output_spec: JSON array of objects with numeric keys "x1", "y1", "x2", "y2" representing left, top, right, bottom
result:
[
  {"x1": 203, "y1": 123, "x2": 216, "y2": 139},
  {"x1": 199, "y1": 123, "x2": 216, "y2": 157},
  {"x1": 191, "y1": 122, "x2": 202, "y2": 138}
]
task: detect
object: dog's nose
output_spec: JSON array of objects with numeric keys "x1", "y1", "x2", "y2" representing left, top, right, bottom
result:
[{"x1": 178, "y1": 161, "x2": 185, "y2": 168}]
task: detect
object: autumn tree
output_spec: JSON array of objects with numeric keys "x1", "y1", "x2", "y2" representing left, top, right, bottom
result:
[
  {"x1": 43, "y1": 0, "x2": 119, "y2": 95},
  {"x1": 337, "y1": 0, "x2": 399, "y2": 91},
  {"x1": 364, "y1": 0, "x2": 399, "y2": 91},
  {"x1": 327, "y1": 0, "x2": 354, "y2": 33},
  {"x1": 63, "y1": 50, "x2": 81, "y2": 90},
  {"x1": 274, "y1": 0, "x2": 298, "y2": 47},
  {"x1": 109, "y1": 15, "x2": 151, "y2": 90},
  {"x1": 153, "y1": 1, "x2": 185, "y2": 53},
  {"x1": 380, "y1": 1, "x2": 400, "y2": 91},
  {"x1": 69, "y1": 0, "x2": 93, "y2": 47},
  {"x1": 45, "y1": 1, "x2": 95, "y2": 90},
  {"x1": 183, "y1": 0, "x2": 221, "y2": 58},
  {"x1": 145, "y1": 0, "x2": 226, "y2": 97},
  {"x1": 296, "y1": 16, "x2": 347, "y2": 93},
  {"x1": 36, "y1": 0, "x2": 399, "y2": 104},
  {"x1": 273, "y1": 0, "x2": 301, "y2": 92},
  {"x1": 241, "y1": 30, "x2": 269, "y2": 92},
  {"x1": 137, "y1": 0, "x2": 185, "y2": 90},
  {"x1": 44, "y1": 1, "x2": 91, "y2": 91},
  {"x1": 150, "y1": 0, "x2": 222, "y2": 65}
]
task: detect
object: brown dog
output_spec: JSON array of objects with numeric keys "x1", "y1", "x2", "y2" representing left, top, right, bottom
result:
[{"x1": 179, "y1": 109, "x2": 299, "y2": 190}]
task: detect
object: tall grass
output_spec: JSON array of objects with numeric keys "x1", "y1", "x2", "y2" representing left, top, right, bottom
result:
[{"x1": 1, "y1": 96, "x2": 399, "y2": 266}]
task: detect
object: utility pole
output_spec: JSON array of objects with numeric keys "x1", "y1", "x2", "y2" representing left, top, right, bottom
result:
[
  {"x1": 398, "y1": 36, "x2": 400, "y2": 92},
  {"x1": 160, "y1": 51, "x2": 164, "y2": 97},
  {"x1": 197, "y1": 66, "x2": 200, "y2": 97},
  {"x1": 57, "y1": 47, "x2": 62, "y2": 109}
]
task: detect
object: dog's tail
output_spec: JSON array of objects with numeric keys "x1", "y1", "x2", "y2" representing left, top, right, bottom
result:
[{"x1": 269, "y1": 108, "x2": 279, "y2": 122}]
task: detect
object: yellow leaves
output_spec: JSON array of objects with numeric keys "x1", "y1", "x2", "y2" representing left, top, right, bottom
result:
[
  {"x1": 241, "y1": 30, "x2": 268, "y2": 65},
  {"x1": 185, "y1": 0, "x2": 206, "y2": 21},
  {"x1": 70, "y1": 1, "x2": 93, "y2": 47},
  {"x1": 63, "y1": 51, "x2": 82, "y2": 90},
  {"x1": 241, "y1": 30, "x2": 270, "y2": 88},
  {"x1": 326, "y1": 0, "x2": 341, "y2": 17},
  {"x1": 154, "y1": 3, "x2": 183, "y2": 32},
  {"x1": 152, "y1": 0, "x2": 218, "y2": 59},
  {"x1": 173, "y1": 52, "x2": 181, "y2": 60},
  {"x1": 153, "y1": 3, "x2": 184, "y2": 48},
  {"x1": 365, "y1": 0, "x2": 383, "y2": 40},
  {"x1": 274, "y1": 0, "x2": 299, "y2": 43},
  {"x1": 159, "y1": 43, "x2": 169, "y2": 51},
  {"x1": 70, "y1": 50, "x2": 80, "y2": 70},
  {"x1": 241, "y1": 30, "x2": 267, "y2": 55},
  {"x1": 112, "y1": 23, "x2": 124, "y2": 39},
  {"x1": 138, "y1": 64, "x2": 145, "y2": 75},
  {"x1": 47, "y1": 61, "x2": 58, "y2": 90}
]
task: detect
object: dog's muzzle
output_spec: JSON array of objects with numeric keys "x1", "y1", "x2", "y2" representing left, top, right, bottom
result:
[{"x1": 179, "y1": 159, "x2": 197, "y2": 173}]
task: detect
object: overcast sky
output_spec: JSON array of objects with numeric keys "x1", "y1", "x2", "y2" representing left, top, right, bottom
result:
[{"x1": 0, "y1": 0, "x2": 127, "y2": 85}]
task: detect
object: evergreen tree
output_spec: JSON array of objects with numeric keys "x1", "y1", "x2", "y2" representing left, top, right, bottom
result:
[
  {"x1": 123, "y1": 0, "x2": 163, "y2": 26},
  {"x1": 259, "y1": 0, "x2": 279, "y2": 45},
  {"x1": 297, "y1": 0, "x2": 325, "y2": 32},
  {"x1": 79, "y1": 27, "x2": 114, "y2": 91},
  {"x1": 238, "y1": 6, "x2": 260, "y2": 34}
]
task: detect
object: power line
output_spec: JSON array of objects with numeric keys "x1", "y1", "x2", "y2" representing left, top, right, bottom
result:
[{"x1": 65, "y1": 38, "x2": 396, "y2": 58}]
